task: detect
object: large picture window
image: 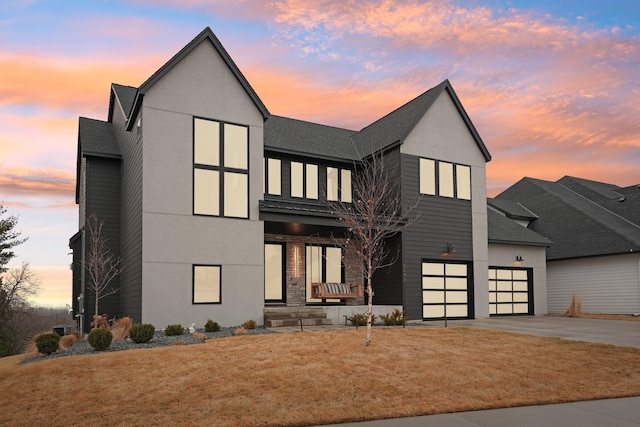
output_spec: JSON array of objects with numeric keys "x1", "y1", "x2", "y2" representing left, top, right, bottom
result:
[
  {"x1": 419, "y1": 158, "x2": 471, "y2": 200},
  {"x1": 193, "y1": 118, "x2": 249, "y2": 218},
  {"x1": 193, "y1": 265, "x2": 221, "y2": 304}
]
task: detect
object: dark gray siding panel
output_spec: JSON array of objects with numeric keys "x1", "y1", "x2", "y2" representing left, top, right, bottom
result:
[
  {"x1": 401, "y1": 154, "x2": 473, "y2": 320},
  {"x1": 113, "y1": 106, "x2": 143, "y2": 323},
  {"x1": 372, "y1": 233, "x2": 403, "y2": 305},
  {"x1": 85, "y1": 157, "x2": 121, "y2": 328}
]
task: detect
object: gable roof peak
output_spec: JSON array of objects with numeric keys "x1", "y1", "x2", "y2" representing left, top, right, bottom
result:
[{"x1": 126, "y1": 27, "x2": 269, "y2": 130}]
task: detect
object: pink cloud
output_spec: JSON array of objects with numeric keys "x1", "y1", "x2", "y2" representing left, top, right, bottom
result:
[{"x1": 0, "y1": 166, "x2": 75, "y2": 208}]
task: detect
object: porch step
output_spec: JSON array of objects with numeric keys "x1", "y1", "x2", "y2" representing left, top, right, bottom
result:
[{"x1": 264, "y1": 307, "x2": 332, "y2": 327}]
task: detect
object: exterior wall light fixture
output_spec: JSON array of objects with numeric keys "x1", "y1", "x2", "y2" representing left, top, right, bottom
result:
[{"x1": 516, "y1": 254, "x2": 524, "y2": 262}]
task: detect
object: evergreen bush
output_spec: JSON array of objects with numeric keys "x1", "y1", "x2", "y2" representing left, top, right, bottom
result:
[
  {"x1": 164, "y1": 324, "x2": 185, "y2": 336},
  {"x1": 88, "y1": 328, "x2": 113, "y2": 351},
  {"x1": 35, "y1": 333, "x2": 60, "y2": 355},
  {"x1": 241, "y1": 319, "x2": 257, "y2": 330},
  {"x1": 204, "y1": 319, "x2": 221, "y2": 333},
  {"x1": 129, "y1": 324, "x2": 155, "y2": 343}
]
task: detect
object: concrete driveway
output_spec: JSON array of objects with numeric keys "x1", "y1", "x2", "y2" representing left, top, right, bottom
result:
[{"x1": 446, "y1": 315, "x2": 640, "y2": 348}]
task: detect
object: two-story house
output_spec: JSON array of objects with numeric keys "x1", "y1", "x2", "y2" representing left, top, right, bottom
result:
[{"x1": 70, "y1": 27, "x2": 548, "y2": 330}]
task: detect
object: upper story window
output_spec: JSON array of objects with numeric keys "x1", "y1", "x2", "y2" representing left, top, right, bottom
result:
[
  {"x1": 291, "y1": 161, "x2": 318, "y2": 199},
  {"x1": 420, "y1": 158, "x2": 471, "y2": 200},
  {"x1": 264, "y1": 158, "x2": 281, "y2": 196},
  {"x1": 193, "y1": 117, "x2": 249, "y2": 218},
  {"x1": 327, "y1": 167, "x2": 352, "y2": 203}
]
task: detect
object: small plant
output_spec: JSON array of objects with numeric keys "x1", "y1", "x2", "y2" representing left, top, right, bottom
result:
[
  {"x1": 565, "y1": 292, "x2": 583, "y2": 317},
  {"x1": 111, "y1": 316, "x2": 133, "y2": 341},
  {"x1": 204, "y1": 319, "x2": 221, "y2": 333},
  {"x1": 91, "y1": 313, "x2": 110, "y2": 329},
  {"x1": 380, "y1": 309, "x2": 405, "y2": 326},
  {"x1": 165, "y1": 324, "x2": 185, "y2": 336},
  {"x1": 130, "y1": 324, "x2": 155, "y2": 343},
  {"x1": 88, "y1": 328, "x2": 113, "y2": 351},
  {"x1": 241, "y1": 319, "x2": 257, "y2": 330},
  {"x1": 59, "y1": 334, "x2": 78, "y2": 349},
  {"x1": 348, "y1": 312, "x2": 376, "y2": 327},
  {"x1": 192, "y1": 332, "x2": 207, "y2": 340},
  {"x1": 234, "y1": 327, "x2": 247, "y2": 335},
  {"x1": 35, "y1": 333, "x2": 60, "y2": 355}
]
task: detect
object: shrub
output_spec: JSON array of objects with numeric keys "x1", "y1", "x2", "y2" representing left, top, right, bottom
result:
[
  {"x1": 111, "y1": 317, "x2": 133, "y2": 341},
  {"x1": 204, "y1": 319, "x2": 221, "y2": 333},
  {"x1": 91, "y1": 313, "x2": 110, "y2": 329},
  {"x1": 165, "y1": 324, "x2": 185, "y2": 336},
  {"x1": 35, "y1": 333, "x2": 60, "y2": 355},
  {"x1": 130, "y1": 324, "x2": 155, "y2": 343},
  {"x1": 234, "y1": 327, "x2": 247, "y2": 335},
  {"x1": 380, "y1": 309, "x2": 406, "y2": 326},
  {"x1": 241, "y1": 319, "x2": 257, "y2": 330},
  {"x1": 348, "y1": 312, "x2": 376, "y2": 327},
  {"x1": 59, "y1": 334, "x2": 78, "y2": 348},
  {"x1": 88, "y1": 328, "x2": 113, "y2": 351}
]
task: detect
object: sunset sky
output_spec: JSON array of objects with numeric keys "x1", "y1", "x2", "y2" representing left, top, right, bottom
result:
[{"x1": 1, "y1": 0, "x2": 639, "y2": 307}]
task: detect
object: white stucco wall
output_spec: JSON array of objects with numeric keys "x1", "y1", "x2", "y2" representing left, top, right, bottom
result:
[
  {"x1": 547, "y1": 253, "x2": 640, "y2": 314},
  {"x1": 139, "y1": 39, "x2": 266, "y2": 327},
  {"x1": 401, "y1": 89, "x2": 490, "y2": 318},
  {"x1": 488, "y1": 243, "x2": 548, "y2": 315}
]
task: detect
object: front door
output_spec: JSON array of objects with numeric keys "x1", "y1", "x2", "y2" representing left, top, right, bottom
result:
[
  {"x1": 306, "y1": 245, "x2": 343, "y2": 303},
  {"x1": 265, "y1": 243, "x2": 285, "y2": 303}
]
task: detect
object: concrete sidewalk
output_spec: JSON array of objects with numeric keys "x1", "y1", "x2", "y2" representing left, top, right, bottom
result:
[{"x1": 320, "y1": 396, "x2": 640, "y2": 426}]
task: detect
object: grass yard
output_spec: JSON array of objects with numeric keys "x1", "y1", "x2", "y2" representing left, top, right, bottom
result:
[{"x1": 2, "y1": 327, "x2": 640, "y2": 426}]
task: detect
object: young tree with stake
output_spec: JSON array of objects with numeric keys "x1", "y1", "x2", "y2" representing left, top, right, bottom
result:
[
  {"x1": 328, "y1": 152, "x2": 417, "y2": 346},
  {"x1": 84, "y1": 213, "x2": 121, "y2": 328}
]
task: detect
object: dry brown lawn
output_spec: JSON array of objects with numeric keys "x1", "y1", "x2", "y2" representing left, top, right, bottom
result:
[{"x1": 2, "y1": 327, "x2": 640, "y2": 426}]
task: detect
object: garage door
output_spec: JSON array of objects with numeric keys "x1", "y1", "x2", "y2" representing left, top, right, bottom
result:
[
  {"x1": 422, "y1": 261, "x2": 471, "y2": 320},
  {"x1": 488, "y1": 268, "x2": 532, "y2": 315}
]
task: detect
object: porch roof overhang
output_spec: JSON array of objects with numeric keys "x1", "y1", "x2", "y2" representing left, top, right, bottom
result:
[{"x1": 260, "y1": 199, "x2": 348, "y2": 236}]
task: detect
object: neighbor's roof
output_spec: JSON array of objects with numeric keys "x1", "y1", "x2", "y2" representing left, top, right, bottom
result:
[
  {"x1": 496, "y1": 176, "x2": 640, "y2": 260},
  {"x1": 487, "y1": 198, "x2": 538, "y2": 221},
  {"x1": 487, "y1": 208, "x2": 552, "y2": 247}
]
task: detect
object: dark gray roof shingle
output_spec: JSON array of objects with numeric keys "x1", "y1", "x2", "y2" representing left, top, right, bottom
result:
[
  {"x1": 112, "y1": 84, "x2": 137, "y2": 119},
  {"x1": 487, "y1": 198, "x2": 538, "y2": 220},
  {"x1": 496, "y1": 177, "x2": 640, "y2": 260},
  {"x1": 264, "y1": 116, "x2": 358, "y2": 161},
  {"x1": 78, "y1": 117, "x2": 120, "y2": 157},
  {"x1": 487, "y1": 208, "x2": 552, "y2": 246}
]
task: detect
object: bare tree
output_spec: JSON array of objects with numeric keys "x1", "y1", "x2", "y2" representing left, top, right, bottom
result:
[
  {"x1": 328, "y1": 151, "x2": 417, "y2": 346},
  {"x1": 0, "y1": 263, "x2": 39, "y2": 356},
  {"x1": 84, "y1": 213, "x2": 121, "y2": 328}
]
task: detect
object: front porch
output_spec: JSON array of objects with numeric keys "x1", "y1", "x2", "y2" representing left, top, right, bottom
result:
[{"x1": 264, "y1": 230, "x2": 367, "y2": 326}]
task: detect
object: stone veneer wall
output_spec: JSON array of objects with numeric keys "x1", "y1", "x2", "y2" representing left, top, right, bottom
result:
[{"x1": 264, "y1": 233, "x2": 364, "y2": 306}]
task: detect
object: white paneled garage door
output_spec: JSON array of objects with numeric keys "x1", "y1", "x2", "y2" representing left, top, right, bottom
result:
[
  {"x1": 422, "y1": 261, "x2": 471, "y2": 320},
  {"x1": 488, "y1": 268, "x2": 532, "y2": 315}
]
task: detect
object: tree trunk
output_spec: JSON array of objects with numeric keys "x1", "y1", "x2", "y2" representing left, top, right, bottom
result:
[{"x1": 365, "y1": 261, "x2": 373, "y2": 346}]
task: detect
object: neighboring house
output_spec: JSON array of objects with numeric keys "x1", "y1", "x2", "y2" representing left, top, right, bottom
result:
[
  {"x1": 70, "y1": 27, "x2": 550, "y2": 330},
  {"x1": 495, "y1": 176, "x2": 640, "y2": 314}
]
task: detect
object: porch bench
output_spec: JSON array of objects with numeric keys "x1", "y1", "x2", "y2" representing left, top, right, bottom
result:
[{"x1": 311, "y1": 282, "x2": 364, "y2": 299}]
